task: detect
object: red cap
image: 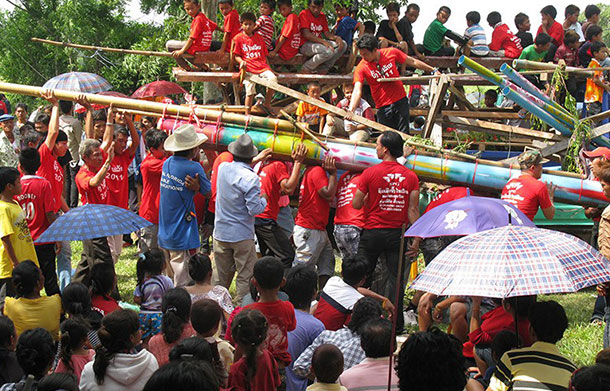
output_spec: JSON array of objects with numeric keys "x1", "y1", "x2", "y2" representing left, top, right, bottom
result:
[{"x1": 583, "y1": 147, "x2": 610, "y2": 160}]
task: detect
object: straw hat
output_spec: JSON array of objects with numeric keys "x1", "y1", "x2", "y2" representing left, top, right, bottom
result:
[
  {"x1": 164, "y1": 124, "x2": 208, "y2": 152},
  {"x1": 228, "y1": 134, "x2": 259, "y2": 159}
]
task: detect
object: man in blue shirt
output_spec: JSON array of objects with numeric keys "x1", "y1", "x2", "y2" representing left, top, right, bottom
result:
[
  {"x1": 213, "y1": 134, "x2": 268, "y2": 302},
  {"x1": 158, "y1": 124, "x2": 211, "y2": 287}
]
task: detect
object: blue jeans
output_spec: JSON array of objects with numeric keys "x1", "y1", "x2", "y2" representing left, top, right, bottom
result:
[{"x1": 57, "y1": 240, "x2": 72, "y2": 292}]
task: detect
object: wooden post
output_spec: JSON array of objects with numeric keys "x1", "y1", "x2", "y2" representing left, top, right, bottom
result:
[{"x1": 423, "y1": 74, "x2": 450, "y2": 139}]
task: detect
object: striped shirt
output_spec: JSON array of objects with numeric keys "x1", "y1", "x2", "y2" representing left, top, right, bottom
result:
[
  {"x1": 488, "y1": 342, "x2": 577, "y2": 391},
  {"x1": 256, "y1": 15, "x2": 275, "y2": 51},
  {"x1": 464, "y1": 24, "x2": 489, "y2": 56}
]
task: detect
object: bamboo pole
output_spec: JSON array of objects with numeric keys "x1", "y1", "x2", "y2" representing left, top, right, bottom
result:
[
  {"x1": 279, "y1": 110, "x2": 330, "y2": 151},
  {"x1": 511, "y1": 59, "x2": 606, "y2": 74},
  {"x1": 32, "y1": 37, "x2": 174, "y2": 58}
]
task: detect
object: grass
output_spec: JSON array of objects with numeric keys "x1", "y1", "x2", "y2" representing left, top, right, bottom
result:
[{"x1": 70, "y1": 242, "x2": 604, "y2": 368}]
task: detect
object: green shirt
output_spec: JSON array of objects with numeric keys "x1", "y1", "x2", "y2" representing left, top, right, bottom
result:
[
  {"x1": 423, "y1": 19, "x2": 448, "y2": 53},
  {"x1": 518, "y1": 45, "x2": 547, "y2": 61}
]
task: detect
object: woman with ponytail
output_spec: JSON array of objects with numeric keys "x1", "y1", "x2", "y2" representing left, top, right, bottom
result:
[
  {"x1": 79, "y1": 309, "x2": 158, "y2": 391},
  {"x1": 61, "y1": 282, "x2": 103, "y2": 348},
  {"x1": 54, "y1": 318, "x2": 94, "y2": 381}
]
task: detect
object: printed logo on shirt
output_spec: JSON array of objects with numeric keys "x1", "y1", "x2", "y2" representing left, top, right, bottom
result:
[
  {"x1": 378, "y1": 173, "x2": 409, "y2": 212},
  {"x1": 242, "y1": 43, "x2": 263, "y2": 59},
  {"x1": 109, "y1": 163, "x2": 125, "y2": 182},
  {"x1": 501, "y1": 181, "x2": 525, "y2": 205},
  {"x1": 15, "y1": 210, "x2": 33, "y2": 244},
  {"x1": 309, "y1": 22, "x2": 324, "y2": 36},
  {"x1": 53, "y1": 161, "x2": 63, "y2": 183}
]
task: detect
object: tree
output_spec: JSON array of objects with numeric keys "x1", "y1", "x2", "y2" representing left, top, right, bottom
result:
[{"x1": 599, "y1": 3, "x2": 610, "y2": 44}]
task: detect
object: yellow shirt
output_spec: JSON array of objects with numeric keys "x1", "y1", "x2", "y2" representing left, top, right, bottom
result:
[
  {"x1": 0, "y1": 199, "x2": 38, "y2": 279},
  {"x1": 296, "y1": 100, "x2": 328, "y2": 126},
  {"x1": 4, "y1": 294, "x2": 62, "y2": 340}
]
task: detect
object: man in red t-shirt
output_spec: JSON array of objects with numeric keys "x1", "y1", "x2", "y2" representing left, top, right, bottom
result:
[
  {"x1": 255, "y1": 144, "x2": 307, "y2": 268},
  {"x1": 352, "y1": 131, "x2": 420, "y2": 331},
  {"x1": 350, "y1": 34, "x2": 436, "y2": 134},
  {"x1": 293, "y1": 155, "x2": 338, "y2": 289},
  {"x1": 537, "y1": 5, "x2": 564, "y2": 50},
  {"x1": 270, "y1": 0, "x2": 302, "y2": 61},
  {"x1": 333, "y1": 172, "x2": 366, "y2": 258},
  {"x1": 487, "y1": 12, "x2": 523, "y2": 58},
  {"x1": 501, "y1": 150, "x2": 555, "y2": 221}
]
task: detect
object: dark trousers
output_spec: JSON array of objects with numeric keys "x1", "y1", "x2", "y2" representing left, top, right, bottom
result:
[
  {"x1": 73, "y1": 237, "x2": 112, "y2": 287},
  {"x1": 0, "y1": 278, "x2": 15, "y2": 297},
  {"x1": 377, "y1": 96, "x2": 410, "y2": 134},
  {"x1": 35, "y1": 243, "x2": 59, "y2": 296},
  {"x1": 358, "y1": 228, "x2": 408, "y2": 331},
  {"x1": 65, "y1": 162, "x2": 80, "y2": 208},
  {"x1": 255, "y1": 221, "x2": 295, "y2": 268}
]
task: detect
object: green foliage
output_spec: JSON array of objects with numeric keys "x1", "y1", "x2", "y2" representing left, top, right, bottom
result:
[{"x1": 598, "y1": 3, "x2": 610, "y2": 44}]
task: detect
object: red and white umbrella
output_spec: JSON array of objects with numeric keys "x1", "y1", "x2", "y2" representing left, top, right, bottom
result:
[{"x1": 131, "y1": 81, "x2": 187, "y2": 98}]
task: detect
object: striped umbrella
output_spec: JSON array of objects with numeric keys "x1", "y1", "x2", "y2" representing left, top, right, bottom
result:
[
  {"x1": 43, "y1": 72, "x2": 112, "y2": 93},
  {"x1": 410, "y1": 225, "x2": 610, "y2": 298}
]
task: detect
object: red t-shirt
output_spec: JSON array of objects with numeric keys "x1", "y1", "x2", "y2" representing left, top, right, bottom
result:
[
  {"x1": 75, "y1": 166, "x2": 109, "y2": 205},
  {"x1": 104, "y1": 150, "x2": 133, "y2": 209},
  {"x1": 334, "y1": 172, "x2": 365, "y2": 228},
  {"x1": 245, "y1": 300, "x2": 296, "y2": 366},
  {"x1": 354, "y1": 48, "x2": 407, "y2": 108},
  {"x1": 188, "y1": 12, "x2": 218, "y2": 54},
  {"x1": 299, "y1": 9, "x2": 329, "y2": 41},
  {"x1": 278, "y1": 13, "x2": 302, "y2": 60},
  {"x1": 224, "y1": 9, "x2": 241, "y2": 52},
  {"x1": 257, "y1": 161, "x2": 291, "y2": 221},
  {"x1": 501, "y1": 174, "x2": 553, "y2": 221},
  {"x1": 424, "y1": 187, "x2": 470, "y2": 213},
  {"x1": 537, "y1": 21, "x2": 564, "y2": 47},
  {"x1": 139, "y1": 154, "x2": 166, "y2": 224},
  {"x1": 17, "y1": 176, "x2": 55, "y2": 243},
  {"x1": 489, "y1": 23, "x2": 523, "y2": 58},
  {"x1": 36, "y1": 143, "x2": 64, "y2": 212},
  {"x1": 232, "y1": 32, "x2": 271, "y2": 74},
  {"x1": 229, "y1": 349, "x2": 281, "y2": 391},
  {"x1": 91, "y1": 294, "x2": 119, "y2": 316},
  {"x1": 357, "y1": 161, "x2": 419, "y2": 229},
  {"x1": 295, "y1": 166, "x2": 330, "y2": 231},
  {"x1": 209, "y1": 152, "x2": 234, "y2": 213}
]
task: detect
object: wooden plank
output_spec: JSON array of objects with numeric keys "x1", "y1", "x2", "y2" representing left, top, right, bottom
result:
[
  {"x1": 410, "y1": 109, "x2": 521, "y2": 119},
  {"x1": 591, "y1": 122, "x2": 610, "y2": 138},
  {"x1": 444, "y1": 116, "x2": 563, "y2": 141},
  {"x1": 585, "y1": 110, "x2": 610, "y2": 124},
  {"x1": 448, "y1": 84, "x2": 477, "y2": 111},
  {"x1": 423, "y1": 74, "x2": 450, "y2": 138},
  {"x1": 174, "y1": 70, "x2": 353, "y2": 85}
]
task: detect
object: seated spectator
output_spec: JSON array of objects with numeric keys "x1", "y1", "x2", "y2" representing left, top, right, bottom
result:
[
  {"x1": 514, "y1": 13, "x2": 533, "y2": 49},
  {"x1": 269, "y1": 0, "x2": 302, "y2": 61},
  {"x1": 37, "y1": 373, "x2": 79, "y2": 391},
  {"x1": 518, "y1": 32, "x2": 552, "y2": 62},
  {"x1": 582, "y1": 4, "x2": 601, "y2": 38},
  {"x1": 89, "y1": 262, "x2": 119, "y2": 316},
  {"x1": 466, "y1": 331, "x2": 519, "y2": 391},
  {"x1": 324, "y1": 83, "x2": 373, "y2": 141},
  {"x1": 487, "y1": 301, "x2": 576, "y2": 391},
  {"x1": 185, "y1": 253, "x2": 233, "y2": 322},
  {"x1": 61, "y1": 282, "x2": 103, "y2": 348},
  {"x1": 579, "y1": 25, "x2": 603, "y2": 68},
  {"x1": 55, "y1": 318, "x2": 95, "y2": 382},
  {"x1": 333, "y1": 2, "x2": 363, "y2": 50},
  {"x1": 421, "y1": 6, "x2": 467, "y2": 56},
  {"x1": 585, "y1": 42, "x2": 610, "y2": 120},
  {"x1": 563, "y1": 5, "x2": 584, "y2": 42},
  {"x1": 484, "y1": 89, "x2": 498, "y2": 108},
  {"x1": 143, "y1": 360, "x2": 220, "y2": 391},
  {"x1": 294, "y1": 297, "x2": 382, "y2": 377},
  {"x1": 340, "y1": 319, "x2": 398, "y2": 391},
  {"x1": 376, "y1": 3, "x2": 408, "y2": 52},
  {"x1": 570, "y1": 364, "x2": 610, "y2": 391},
  {"x1": 308, "y1": 344, "x2": 346, "y2": 391},
  {"x1": 0, "y1": 316, "x2": 23, "y2": 385},
  {"x1": 400, "y1": 4, "x2": 424, "y2": 59},
  {"x1": 297, "y1": 81, "x2": 329, "y2": 133},
  {"x1": 463, "y1": 11, "x2": 489, "y2": 57},
  {"x1": 596, "y1": 347, "x2": 610, "y2": 365},
  {"x1": 554, "y1": 30, "x2": 580, "y2": 66},
  {"x1": 3, "y1": 260, "x2": 61, "y2": 341},
  {"x1": 363, "y1": 21, "x2": 375, "y2": 35},
  {"x1": 254, "y1": 0, "x2": 276, "y2": 52},
  {"x1": 79, "y1": 309, "x2": 159, "y2": 391},
  {"x1": 487, "y1": 12, "x2": 523, "y2": 58},
  {"x1": 537, "y1": 5, "x2": 564, "y2": 48},
  {"x1": 148, "y1": 288, "x2": 196, "y2": 367}
]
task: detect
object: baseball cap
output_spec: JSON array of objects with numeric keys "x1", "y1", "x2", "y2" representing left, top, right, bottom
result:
[
  {"x1": 583, "y1": 147, "x2": 610, "y2": 160},
  {"x1": 0, "y1": 114, "x2": 15, "y2": 122},
  {"x1": 518, "y1": 150, "x2": 542, "y2": 168}
]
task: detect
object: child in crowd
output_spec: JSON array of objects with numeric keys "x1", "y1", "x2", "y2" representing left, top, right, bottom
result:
[
  {"x1": 484, "y1": 89, "x2": 499, "y2": 108},
  {"x1": 537, "y1": 5, "x2": 563, "y2": 48},
  {"x1": 0, "y1": 167, "x2": 37, "y2": 297},
  {"x1": 582, "y1": 4, "x2": 601, "y2": 38},
  {"x1": 333, "y1": 2, "x2": 363, "y2": 49},
  {"x1": 269, "y1": 0, "x2": 302, "y2": 61},
  {"x1": 245, "y1": 256, "x2": 296, "y2": 368},
  {"x1": 80, "y1": 309, "x2": 159, "y2": 391},
  {"x1": 323, "y1": 83, "x2": 373, "y2": 141},
  {"x1": 234, "y1": 12, "x2": 278, "y2": 115},
  {"x1": 514, "y1": 13, "x2": 533, "y2": 49},
  {"x1": 185, "y1": 253, "x2": 234, "y2": 322},
  {"x1": 134, "y1": 249, "x2": 174, "y2": 344},
  {"x1": 216, "y1": 0, "x2": 241, "y2": 54},
  {"x1": 518, "y1": 32, "x2": 551, "y2": 62},
  {"x1": 377, "y1": 3, "x2": 408, "y2": 51},
  {"x1": 0, "y1": 316, "x2": 23, "y2": 385},
  {"x1": 585, "y1": 42, "x2": 610, "y2": 119},
  {"x1": 3, "y1": 260, "x2": 61, "y2": 341},
  {"x1": 255, "y1": 0, "x2": 276, "y2": 51},
  {"x1": 579, "y1": 25, "x2": 603, "y2": 68},
  {"x1": 61, "y1": 282, "x2": 103, "y2": 348},
  {"x1": 363, "y1": 21, "x2": 375, "y2": 35},
  {"x1": 1, "y1": 328, "x2": 55, "y2": 390},
  {"x1": 307, "y1": 344, "x2": 346, "y2": 391},
  {"x1": 228, "y1": 309, "x2": 281, "y2": 391},
  {"x1": 284, "y1": 265, "x2": 325, "y2": 391},
  {"x1": 148, "y1": 288, "x2": 196, "y2": 367},
  {"x1": 144, "y1": 349, "x2": 219, "y2": 391},
  {"x1": 468, "y1": 330, "x2": 520, "y2": 391},
  {"x1": 296, "y1": 81, "x2": 328, "y2": 133},
  {"x1": 401, "y1": 4, "x2": 424, "y2": 59},
  {"x1": 90, "y1": 262, "x2": 119, "y2": 316},
  {"x1": 488, "y1": 12, "x2": 523, "y2": 58},
  {"x1": 563, "y1": 5, "x2": 584, "y2": 42},
  {"x1": 554, "y1": 30, "x2": 580, "y2": 67},
  {"x1": 422, "y1": 6, "x2": 467, "y2": 56},
  {"x1": 463, "y1": 11, "x2": 489, "y2": 57},
  {"x1": 55, "y1": 318, "x2": 95, "y2": 382}
]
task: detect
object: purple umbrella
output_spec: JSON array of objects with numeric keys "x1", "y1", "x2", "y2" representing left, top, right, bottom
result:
[{"x1": 405, "y1": 196, "x2": 535, "y2": 238}]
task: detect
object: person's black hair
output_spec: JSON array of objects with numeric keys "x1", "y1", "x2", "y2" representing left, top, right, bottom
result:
[
  {"x1": 586, "y1": 24, "x2": 603, "y2": 41},
  {"x1": 307, "y1": 81, "x2": 321, "y2": 90},
  {"x1": 219, "y1": 0, "x2": 233, "y2": 4},
  {"x1": 504, "y1": 295, "x2": 536, "y2": 318},
  {"x1": 59, "y1": 317, "x2": 90, "y2": 374},
  {"x1": 161, "y1": 288, "x2": 192, "y2": 344},
  {"x1": 406, "y1": 3, "x2": 419, "y2": 12},
  {"x1": 0, "y1": 315, "x2": 15, "y2": 348},
  {"x1": 490, "y1": 330, "x2": 519, "y2": 363},
  {"x1": 312, "y1": 344, "x2": 344, "y2": 383},
  {"x1": 284, "y1": 265, "x2": 317, "y2": 310},
  {"x1": 173, "y1": 149, "x2": 193, "y2": 158},
  {"x1": 19, "y1": 147, "x2": 41, "y2": 175},
  {"x1": 309, "y1": 0, "x2": 324, "y2": 6},
  {"x1": 35, "y1": 113, "x2": 50, "y2": 127},
  {"x1": 136, "y1": 248, "x2": 165, "y2": 288},
  {"x1": 396, "y1": 327, "x2": 466, "y2": 391},
  {"x1": 253, "y1": 256, "x2": 284, "y2": 290},
  {"x1": 571, "y1": 364, "x2": 610, "y2": 391},
  {"x1": 348, "y1": 297, "x2": 382, "y2": 334},
  {"x1": 240, "y1": 11, "x2": 257, "y2": 23},
  {"x1": 191, "y1": 298, "x2": 222, "y2": 336},
  {"x1": 16, "y1": 328, "x2": 55, "y2": 379},
  {"x1": 90, "y1": 262, "x2": 116, "y2": 297},
  {"x1": 61, "y1": 282, "x2": 103, "y2": 331},
  {"x1": 0, "y1": 167, "x2": 21, "y2": 193},
  {"x1": 188, "y1": 253, "x2": 212, "y2": 283},
  {"x1": 534, "y1": 32, "x2": 552, "y2": 46},
  {"x1": 360, "y1": 318, "x2": 393, "y2": 358},
  {"x1": 341, "y1": 254, "x2": 369, "y2": 286},
  {"x1": 564, "y1": 30, "x2": 580, "y2": 45},
  {"x1": 564, "y1": 4, "x2": 579, "y2": 17},
  {"x1": 585, "y1": 4, "x2": 601, "y2": 19},
  {"x1": 277, "y1": 0, "x2": 292, "y2": 7},
  {"x1": 540, "y1": 5, "x2": 557, "y2": 19},
  {"x1": 92, "y1": 110, "x2": 106, "y2": 123},
  {"x1": 485, "y1": 89, "x2": 499, "y2": 100},
  {"x1": 21, "y1": 129, "x2": 41, "y2": 149},
  {"x1": 169, "y1": 336, "x2": 214, "y2": 363},
  {"x1": 145, "y1": 129, "x2": 168, "y2": 150},
  {"x1": 466, "y1": 11, "x2": 480, "y2": 24},
  {"x1": 12, "y1": 260, "x2": 41, "y2": 298},
  {"x1": 438, "y1": 6, "x2": 451, "y2": 15},
  {"x1": 596, "y1": 348, "x2": 610, "y2": 365},
  {"x1": 363, "y1": 21, "x2": 376, "y2": 34},
  {"x1": 38, "y1": 373, "x2": 79, "y2": 391},
  {"x1": 56, "y1": 129, "x2": 68, "y2": 143},
  {"x1": 528, "y1": 300, "x2": 568, "y2": 343},
  {"x1": 143, "y1": 360, "x2": 220, "y2": 391},
  {"x1": 59, "y1": 100, "x2": 73, "y2": 115},
  {"x1": 261, "y1": 0, "x2": 275, "y2": 8},
  {"x1": 15, "y1": 103, "x2": 27, "y2": 112},
  {"x1": 385, "y1": 2, "x2": 399, "y2": 14},
  {"x1": 93, "y1": 309, "x2": 140, "y2": 385},
  {"x1": 143, "y1": 115, "x2": 156, "y2": 125},
  {"x1": 514, "y1": 12, "x2": 529, "y2": 28},
  {"x1": 357, "y1": 34, "x2": 379, "y2": 51},
  {"x1": 591, "y1": 41, "x2": 607, "y2": 55},
  {"x1": 231, "y1": 309, "x2": 268, "y2": 387},
  {"x1": 379, "y1": 131, "x2": 404, "y2": 158},
  {"x1": 487, "y1": 11, "x2": 502, "y2": 26}
]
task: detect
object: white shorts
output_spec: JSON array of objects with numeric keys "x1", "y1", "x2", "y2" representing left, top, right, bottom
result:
[{"x1": 243, "y1": 70, "x2": 277, "y2": 96}]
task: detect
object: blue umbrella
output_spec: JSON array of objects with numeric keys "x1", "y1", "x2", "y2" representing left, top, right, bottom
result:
[
  {"x1": 43, "y1": 72, "x2": 112, "y2": 93},
  {"x1": 406, "y1": 196, "x2": 535, "y2": 238},
  {"x1": 36, "y1": 204, "x2": 152, "y2": 242}
]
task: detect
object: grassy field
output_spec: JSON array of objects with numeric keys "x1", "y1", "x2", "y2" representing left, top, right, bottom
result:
[{"x1": 71, "y1": 241, "x2": 605, "y2": 368}]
